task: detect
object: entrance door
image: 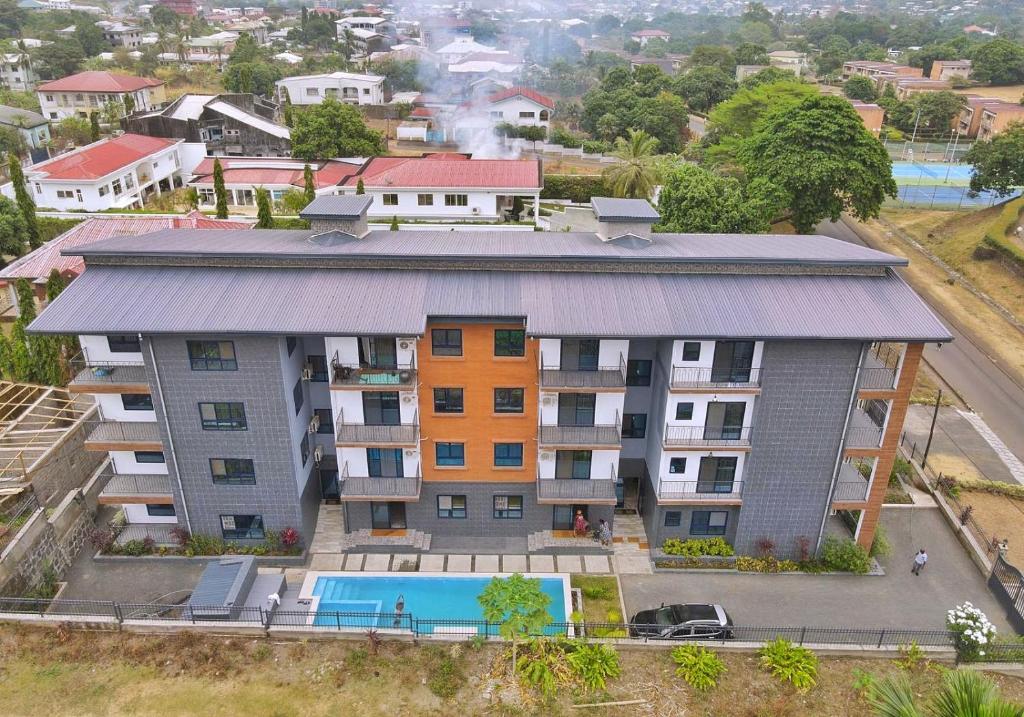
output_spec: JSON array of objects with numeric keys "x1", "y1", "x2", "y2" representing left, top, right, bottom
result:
[
  {"x1": 362, "y1": 391, "x2": 400, "y2": 425},
  {"x1": 367, "y1": 448, "x2": 404, "y2": 477},
  {"x1": 555, "y1": 450, "x2": 592, "y2": 479},
  {"x1": 553, "y1": 504, "x2": 588, "y2": 530},
  {"x1": 704, "y1": 402, "x2": 746, "y2": 440},
  {"x1": 711, "y1": 341, "x2": 755, "y2": 382},
  {"x1": 697, "y1": 456, "x2": 738, "y2": 493},
  {"x1": 557, "y1": 393, "x2": 596, "y2": 426},
  {"x1": 371, "y1": 501, "x2": 407, "y2": 529},
  {"x1": 319, "y1": 468, "x2": 339, "y2": 500}
]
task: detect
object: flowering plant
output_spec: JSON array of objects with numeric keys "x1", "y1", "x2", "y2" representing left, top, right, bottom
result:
[{"x1": 946, "y1": 602, "x2": 996, "y2": 660}]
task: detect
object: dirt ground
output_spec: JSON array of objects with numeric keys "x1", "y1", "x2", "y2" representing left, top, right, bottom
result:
[
  {"x1": 957, "y1": 489, "x2": 1024, "y2": 564},
  {"x1": 954, "y1": 85, "x2": 1024, "y2": 103},
  {"x1": 0, "y1": 624, "x2": 1022, "y2": 716}
]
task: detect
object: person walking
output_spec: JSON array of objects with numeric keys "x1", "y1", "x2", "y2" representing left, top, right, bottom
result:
[
  {"x1": 597, "y1": 519, "x2": 612, "y2": 546},
  {"x1": 912, "y1": 549, "x2": 928, "y2": 575},
  {"x1": 573, "y1": 510, "x2": 588, "y2": 538}
]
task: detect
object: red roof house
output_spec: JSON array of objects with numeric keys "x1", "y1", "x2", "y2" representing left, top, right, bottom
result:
[{"x1": 37, "y1": 71, "x2": 164, "y2": 93}]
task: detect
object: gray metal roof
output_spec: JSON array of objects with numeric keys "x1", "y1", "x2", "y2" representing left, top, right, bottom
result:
[
  {"x1": 67, "y1": 228, "x2": 907, "y2": 267},
  {"x1": 300, "y1": 194, "x2": 374, "y2": 219},
  {"x1": 591, "y1": 197, "x2": 661, "y2": 222},
  {"x1": 187, "y1": 556, "x2": 256, "y2": 608},
  {"x1": 29, "y1": 264, "x2": 952, "y2": 342},
  {"x1": 0, "y1": 104, "x2": 47, "y2": 128}
]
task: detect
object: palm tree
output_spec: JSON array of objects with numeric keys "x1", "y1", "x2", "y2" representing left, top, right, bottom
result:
[
  {"x1": 602, "y1": 129, "x2": 660, "y2": 199},
  {"x1": 868, "y1": 669, "x2": 1023, "y2": 717}
]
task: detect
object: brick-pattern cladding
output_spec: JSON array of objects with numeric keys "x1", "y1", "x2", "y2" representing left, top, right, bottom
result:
[{"x1": 733, "y1": 340, "x2": 861, "y2": 557}]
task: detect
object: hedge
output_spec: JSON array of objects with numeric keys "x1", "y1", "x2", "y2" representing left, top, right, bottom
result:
[{"x1": 541, "y1": 174, "x2": 611, "y2": 203}]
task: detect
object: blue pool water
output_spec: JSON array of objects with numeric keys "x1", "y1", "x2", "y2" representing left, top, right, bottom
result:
[{"x1": 311, "y1": 574, "x2": 569, "y2": 633}]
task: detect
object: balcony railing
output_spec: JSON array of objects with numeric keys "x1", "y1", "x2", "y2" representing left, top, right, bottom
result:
[
  {"x1": 656, "y1": 479, "x2": 744, "y2": 502},
  {"x1": 670, "y1": 366, "x2": 761, "y2": 390},
  {"x1": 114, "y1": 523, "x2": 179, "y2": 547},
  {"x1": 537, "y1": 466, "x2": 618, "y2": 503},
  {"x1": 834, "y1": 462, "x2": 871, "y2": 502},
  {"x1": 845, "y1": 408, "x2": 884, "y2": 450},
  {"x1": 338, "y1": 463, "x2": 421, "y2": 500},
  {"x1": 858, "y1": 343, "x2": 901, "y2": 391},
  {"x1": 85, "y1": 421, "x2": 163, "y2": 450},
  {"x1": 67, "y1": 353, "x2": 149, "y2": 391},
  {"x1": 662, "y1": 425, "x2": 752, "y2": 448},
  {"x1": 539, "y1": 412, "x2": 621, "y2": 447},
  {"x1": 331, "y1": 359, "x2": 418, "y2": 389},
  {"x1": 336, "y1": 422, "x2": 419, "y2": 445},
  {"x1": 539, "y1": 351, "x2": 626, "y2": 390},
  {"x1": 99, "y1": 470, "x2": 173, "y2": 503}
]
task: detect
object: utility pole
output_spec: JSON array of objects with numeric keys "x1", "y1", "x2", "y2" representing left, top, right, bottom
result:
[
  {"x1": 944, "y1": 128, "x2": 961, "y2": 182},
  {"x1": 921, "y1": 389, "x2": 942, "y2": 469},
  {"x1": 909, "y1": 108, "x2": 923, "y2": 149}
]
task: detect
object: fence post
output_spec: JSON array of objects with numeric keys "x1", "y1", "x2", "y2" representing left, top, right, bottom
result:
[
  {"x1": 258, "y1": 605, "x2": 266, "y2": 628},
  {"x1": 877, "y1": 629, "x2": 886, "y2": 648},
  {"x1": 335, "y1": 611, "x2": 340, "y2": 630},
  {"x1": 113, "y1": 601, "x2": 123, "y2": 625},
  {"x1": 798, "y1": 626, "x2": 806, "y2": 646}
]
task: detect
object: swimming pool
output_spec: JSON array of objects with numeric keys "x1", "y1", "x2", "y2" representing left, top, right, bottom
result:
[{"x1": 301, "y1": 572, "x2": 572, "y2": 634}]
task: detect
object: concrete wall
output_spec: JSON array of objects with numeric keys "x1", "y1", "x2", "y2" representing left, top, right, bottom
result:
[{"x1": 28, "y1": 405, "x2": 105, "y2": 506}]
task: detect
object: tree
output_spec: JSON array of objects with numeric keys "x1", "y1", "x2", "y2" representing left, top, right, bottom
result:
[
  {"x1": 0, "y1": 0, "x2": 25, "y2": 38},
  {"x1": 7, "y1": 154, "x2": 37, "y2": 250},
  {"x1": 478, "y1": 573, "x2": 552, "y2": 675},
  {"x1": 150, "y1": 5, "x2": 180, "y2": 31},
  {"x1": 184, "y1": 187, "x2": 199, "y2": 211},
  {"x1": 34, "y1": 39, "x2": 85, "y2": 79},
  {"x1": 594, "y1": 14, "x2": 620, "y2": 34},
  {"x1": 389, "y1": 215, "x2": 399, "y2": 231},
  {"x1": 816, "y1": 34, "x2": 851, "y2": 76},
  {"x1": 74, "y1": 22, "x2": 109, "y2": 57},
  {"x1": 355, "y1": 178, "x2": 365, "y2": 195},
  {"x1": 227, "y1": 33, "x2": 263, "y2": 65},
  {"x1": 290, "y1": 99, "x2": 385, "y2": 160},
  {"x1": 657, "y1": 164, "x2": 780, "y2": 233},
  {"x1": 675, "y1": 66, "x2": 737, "y2": 113},
  {"x1": 89, "y1": 111, "x2": 100, "y2": 142},
  {"x1": 844, "y1": 75, "x2": 878, "y2": 101},
  {"x1": 907, "y1": 91, "x2": 967, "y2": 133},
  {"x1": 44, "y1": 269, "x2": 67, "y2": 303},
  {"x1": 303, "y1": 164, "x2": 316, "y2": 205},
  {"x1": 0, "y1": 125, "x2": 25, "y2": 158},
  {"x1": 964, "y1": 123, "x2": 1024, "y2": 197},
  {"x1": 223, "y1": 62, "x2": 282, "y2": 96},
  {"x1": 123, "y1": 94, "x2": 135, "y2": 114},
  {"x1": 212, "y1": 158, "x2": 228, "y2": 219},
  {"x1": 0, "y1": 195, "x2": 27, "y2": 262},
  {"x1": 687, "y1": 45, "x2": 736, "y2": 75},
  {"x1": 866, "y1": 668, "x2": 1023, "y2": 717},
  {"x1": 279, "y1": 188, "x2": 309, "y2": 215},
  {"x1": 738, "y1": 95, "x2": 897, "y2": 233},
  {"x1": 255, "y1": 187, "x2": 273, "y2": 228},
  {"x1": 734, "y1": 42, "x2": 769, "y2": 66},
  {"x1": 53, "y1": 116, "x2": 92, "y2": 147},
  {"x1": 970, "y1": 38, "x2": 1024, "y2": 86},
  {"x1": 602, "y1": 129, "x2": 659, "y2": 199},
  {"x1": 740, "y1": 67, "x2": 796, "y2": 88}
]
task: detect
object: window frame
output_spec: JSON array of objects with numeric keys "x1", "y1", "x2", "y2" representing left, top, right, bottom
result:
[
  {"x1": 146, "y1": 504, "x2": 176, "y2": 517},
  {"x1": 690, "y1": 510, "x2": 728, "y2": 536},
  {"x1": 314, "y1": 408, "x2": 334, "y2": 434},
  {"x1": 436, "y1": 494, "x2": 467, "y2": 519},
  {"x1": 198, "y1": 401, "x2": 247, "y2": 431},
  {"x1": 220, "y1": 514, "x2": 265, "y2": 540},
  {"x1": 293, "y1": 377, "x2": 304, "y2": 415},
  {"x1": 682, "y1": 342, "x2": 702, "y2": 361},
  {"x1": 134, "y1": 450, "x2": 165, "y2": 464},
  {"x1": 416, "y1": 193, "x2": 434, "y2": 206},
  {"x1": 382, "y1": 193, "x2": 398, "y2": 206},
  {"x1": 626, "y1": 359, "x2": 652, "y2": 386},
  {"x1": 187, "y1": 340, "x2": 237, "y2": 371},
  {"x1": 431, "y1": 328, "x2": 463, "y2": 356},
  {"x1": 621, "y1": 413, "x2": 647, "y2": 439},
  {"x1": 494, "y1": 329, "x2": 525, "y2": 357},
  {"x1": 121, "y1": 393, "x2": 154, "y2": 411},
  {"x1": 300, "y1": 433, "x2": 310, "y2": 465},
  {"x1": 493, "y1": 387, "x2": 525, "y2": 414},
  {"x1": 493, "y1": 442, "x2": 524, "y2": 467},
  {"x1": 435, "y1": 441, "x2": 465, "y2": 467},
  {"x1": 106, "y1": 334, "x2": 141, "y2": 353},
  {"x1": 669, "y1": 457, "x2": 687, "y2": 474},
  {"x1": 493, "y1": 494, "x2": 523, "y2": 519},
  {"x1": 209, "y1": 458, "x2": 256, "y2": 485},
  {"x1": 444, "y1": 193, "x2": 468, "y2": 207},
  {"x1": 433, "y1": 387, "x2": 464, "y2": 414},
  {"x1": 675, "y1": 402, "x2": 694, "y2": 421},
  {"x1": 664, "y1": 511, "x2": 682, "y2": 527}
]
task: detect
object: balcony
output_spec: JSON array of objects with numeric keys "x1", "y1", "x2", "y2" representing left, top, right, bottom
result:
[
  {"x1": 662, "y1": 425, "x2": 752, "y2": 449},
  {"x1": 845, "y1": 408, "x2": 884, "y2": 450},
  {"x1": 670, "y1": 366, "x2": 761, "y2": 391},
  {"x1": 656, "y1": 479, "x2": 744, "y2": 503},
  {"x1": 335, "y1": 422, "x2": 419, "y2": 446},
  {"x1": 331, "y1": 360, "x2": 417, "y2": 390},
  {"x1": 539, "y1": 352, "x2": 626, "y2": 390},
  {"x1": 338, "y1": 463, "x2": 421, "y2": 501},
  {"x1": 536, "y1": 467, "x2": 618, "y2": 504},
  {"x1": 67, "y1": 356, "x2": 149, "y2": 394},
  {"x1": 858, "y1": 344, "x2": 901, "y2": 392},
  {"x1": 538, "y1": 416, "x2": 622, "y2": 448},
  {"x1": 99, "y1": 469, "x2": 173, "y2": 505},
  {"x1": 833, "y1": 462, "x2": 871, "y2": 503},
  {"x1": 84, "y1": 421, "x2": 163, "y2": 451}
]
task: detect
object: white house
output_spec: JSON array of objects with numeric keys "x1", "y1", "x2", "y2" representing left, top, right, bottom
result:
[
  {"x1": 481, "y1": 86, "x2": 554, "y2": 127},
  {"x1": 0, "y1": 105, "x2": 50, "y2": 150},
  {"x1": 186, "y1": 156, "x2": 363, "y2": 207},
  {"x1": 0, "y1": 53, "x2": 38, "y2": 91},
  {"x1": 336, "y1": 15, "x2": 394, "y2": 36},
  {"x1": 630, "y1": 29, "x2": 671, "y2": 47},
  {"x1": 6, "y1": 134, "x2": 205, "y2": 211},
  {"x1": 767, "y1": 50, "x2": 809, "y2": 77},
  {"x1": 434, "y1": 37, "x2": 495, "y2": 64},
  {"x1": 275, "y1": 71, "x2": 385, "y2": 106},
  {"x1": 36, "y1": 71, "x2": 165, "y2": 121}
]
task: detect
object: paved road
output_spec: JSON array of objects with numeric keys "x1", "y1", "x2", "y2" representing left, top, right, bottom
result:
[
  {"x1": 819, "y1": 218, "x2": 1024, "y2": 464},
  {"x1": 620, "y1": 508, "x2": 1013, "y2": 632}
]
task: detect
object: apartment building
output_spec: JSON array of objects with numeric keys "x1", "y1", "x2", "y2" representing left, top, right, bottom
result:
[
  {"x1": 275, "y1": 71, "x2": 385, "y2": 106},
  {"x1": 930, "y1": 60, "x2": 971, "y2": 82},
  {"x1": 30, "y1": 199, "x2": 950, "y2": 556},
  {"x1": 976, "y1": 102, "x2": 1024, "y2": 141},
  {"x1": 0, "y1": 53, "x2": 39, "y2": 91},
  {"x1": 37, "y1": 71, "x2": 165, "y2": 121},
  {"x1": 841, "y1": 61, "x2": 923, "y2": 85}
]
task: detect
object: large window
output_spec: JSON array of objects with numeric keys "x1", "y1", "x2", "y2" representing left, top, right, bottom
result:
[
  {"x1": 690, "y1": 510, "x2": 728, "y2": 536},
  {"x1": 382, "y1": 193, "x2": 398, "y2": 206},
  {"x1": 431, "y1": 329, "x2": 462, "y2": 356},
  {"x1": 199, "y1": 402, "x2": 247, "y2": 430},
  {"x1": 187, "y1": 340, "x2": 237, "y2": 371},
  {"x1": 675, "y1": 402, "x2": 694, "y2": 421},
  {"x1": 417, "y1": 193, "x2": 434, "y2": 206},
  {"x1": 437, "y1": 495, "x2": 467, "y2": 519},
  {"x1": 433, "y1": 388, "x2": 464, "y2": 414},
  {"x1": 626, "y1": 360, "x2": 652, "y2": 386},
  {"x1": 494, "y1": 442, "x2": 523, "y2": 467},
  {"x1": 444, "y1": 193, "x2": 468, "y2": 207},
  {"x1": 121, "y1": 393, "x2": 153, "y2": 411},
  {"x1": 621, "y1": 413, "x2": 647, "y2": 439},
  {"x1": 493, "y1": 495, "x2": 523, "y2": 519},
  {"x1": 493, "y1": 388, "x2": 524, "y2": 414},
  {"x1": 286, "y1": 336, "x2": 298, "y2": 356},
  {"x1": 293, "y1": 377, "x2": 304, "y2": 415},
  {"x1": 435, "y1": 442, "x2": 465, "y2": 467},
  {"x1": 210, "y1": 458, "x2": 256, "y2": 485},
  {"x1": 307, "y1": 354, "x2": 328, "y2": 382},
  {"x1": 682, "y1": 342, "x2": 701, "y2": 361},
  {"x1": 146, "y1": 504, "x2": 176, "y2": 517},
  {"x1": 315, "y1": 408, "x2": 334, "y2": 434},
  {"x1": 300, "y1": 433, "x2": 310, "y2": 465},
  {"x1": 134, "y1": 451, "x2": 165, "y2": 463},
  {"x1": 220, "y1": 514, "x2": 265, "y2": 539},
  {"x1": 494, "y1": 329, "x2": 525, "y2": 357},
  {"x1": 107, "y1": 334, "x2": 141, "y2": 353}
]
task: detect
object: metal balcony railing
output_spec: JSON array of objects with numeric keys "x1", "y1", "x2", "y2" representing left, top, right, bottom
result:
[
  {"x1": 670, "y1": 366, "x2": 761, "y2": 389},
  {"x1": 662, "y1": 425, "x2": 752, "y2": 448},
  {"x1": 338, "y1": 463, "x2": 421, "y2": 500},
  {"x1": 538, "y1": 411, "x2": 621, "y2": 447},
  {"x1": 845, "y1": 408, "x2": 884, "y2": 449},
  {"x1": 656, "y1": 479, "x2": 744, "y2": 501},
  {"x1": 858, "y1": 343, "x2": 902, "y2": 391},
  {"x1": 537, "y1": 465, "x2": 617, "y2": 503},
  {"x1": 99, "y1": 469, "x2": 172, "y2": 501},
  {"x1": 331, "y1": 358, "x2": 418, "y2": 389},
  {"x1": 335, "y1": 422, "x2": 419, "y2": 445},
  {"x1": 67, "y1": 352, "x2": 149, "y2": 390},
  {"x1": 85, "y1": 421, "x2": 163, "y2": 448},
  {"x1": 833, "y1": 462, "x2": 871, "y2": 502},
  {"x1": 539, "y1": 351, "x2": 626, "y2": 389}
]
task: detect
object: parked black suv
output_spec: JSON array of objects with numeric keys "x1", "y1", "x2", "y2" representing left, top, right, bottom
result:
[{"x1": 628, "y1": 603, "x2": 734, "y2": 639}]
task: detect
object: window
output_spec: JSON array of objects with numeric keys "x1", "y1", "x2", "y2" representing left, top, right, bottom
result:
[
  {"x1": 494, "y1": 329, "x2": 525, "y2": 357},
  {"x1": 435, "y1": 442, "x2": 465, "y2": 467},
  {"x1": 134, "y1": 451, "x2": 165, "y2": 463},
  {"x1": 220, "y1": 514, "x2": 265, "y2": 539},
  {"x1": 286, "y1": 336, "x2": 298, "y2": 355},
  {"x1": 146, "y1": 504, "x2": 176, "y2": 517},
  {"x1": 669, "y1": 457, "x2": 687, "y2": 474},
  {"x1": 437, "y1": 495, "x2": 467, "y2": 519},
  {"x1": 121, "y1": 393, "x2": 154, "y2": 411},
  {"x1": 494, "y1": 443, "x2": 523, "y2": 467},
  {"x1": 493, "y1": 495, "x2": 523, "y2": 519},
  {"x1": 124, "y1": 174, "x2": 134, "y2": 189},
  {"x1": 111, "y1": 179, "x2": 123, "y2": 196},
  {"x1": 75, "y1": 189, "x2": 82, "y2": 203},
  {"x1": 300, "y1": 433, "x2": 310, "y2": 465},
  {"x1": 314, "y1": 408, "x2": 334, "y2": 434},
  {"x1": 682, "y1": 342, "x2": 702, "y2": 361},
  {"x1": 199, "y1": 402, "x2": 247, "y2": 430},
  {"x1": 431, "y1": 329, "x2": 462, "y2": 356},
  {"x1": 675, "y1": 402, "x2": 694, "y2": 421},
  {"x1": 187, "y1": 340, "x2": 237, "y2": 370},
  {"x1": 382, "y1": 193, "x2": 398, "y2": 206},
  {"x1": 444, "y1": 193, "x2": 468, "y2": 207},
  {"x1": 519, "y1": 111, "x2": 535, "y2": 118},
  {"x1": 308, "y1": 355, "x2": 328, "y2": 382},
  {"x1": 98, "y1": 185, "x2": 109, "y2": 197},
  {"x1": 305, "y1": 87, "x2": 319, "y2": 96},
  {"x1": 210, "y1": 458, "x2": 256, "y2": 485},
  {"x1": 690, "y1": 510, "x2": 728, "y2": 536},
  {"x1": 107, "y1": 334, "x2": 141, "y2": 353},
  {"x1": 433, "y1": 387, "x2": 464, "y2": 414},
  {"x1": 493, "y1": 388, "x2": 524, "y2": 414},
  {"x1": 626, "y1": 359, "x2": 652, "y2": 386},
  {"x1": 45, "y1": 94, "x2": 53, "y2": 102},
  {"x1": 664, "y1": 511, "x2": 682, "y2": 527},
  {"x1": 417, "y1": 193, "x2": 434, "y2": 206},
  {"x1": 293, "y1": 378, "x2": 304, "y2": 415},
  {"x1": 621, "y1": 413, "x2": 647, "y2": 439}
]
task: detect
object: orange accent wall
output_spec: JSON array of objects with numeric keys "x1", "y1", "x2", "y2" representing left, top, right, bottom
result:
[{"x1": 417, "y1": 322, "x2": 538, "y2": 483}]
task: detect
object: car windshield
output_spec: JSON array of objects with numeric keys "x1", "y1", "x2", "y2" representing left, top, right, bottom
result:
[{"x1": 653, "y1": 607, "x2": 676, "y2": 626}]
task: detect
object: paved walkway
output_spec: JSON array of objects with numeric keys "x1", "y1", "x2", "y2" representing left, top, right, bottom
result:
[
  {"x1": 903, "y1": 405, "x2": 1022, "y2": 484},
  {"x1": 308, "y1": 552, "x2": 615, "y2": 574}
]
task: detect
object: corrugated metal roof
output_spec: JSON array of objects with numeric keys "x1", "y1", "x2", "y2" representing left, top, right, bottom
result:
[
  {"x1": 187, "y1": 556, "x2": 255, "y2": 607},
  {"x1": 300, "y1": 195, "x2": 373, "y2": 219},
  {"x1": 591, "y1": 197, "x2": 661, "y2": 222},
  {"x1": 29, "y1": 264, "x2": 952, "y2": 342}
]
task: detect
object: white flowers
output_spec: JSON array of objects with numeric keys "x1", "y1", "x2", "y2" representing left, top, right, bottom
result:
[{"x1": 946, "y1": 602, "x2": 997, "y2": 659}]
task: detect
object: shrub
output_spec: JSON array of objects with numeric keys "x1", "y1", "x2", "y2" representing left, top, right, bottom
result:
[
  {"x1": 186, "y1": 533, "x2": 227, "y2": 556},
  {"x1": 550, "y1": 127, "x2": 584, "y2": 148},
  {"x1": 819, "y1": 535, "x2": 871, "y2": 574},
  {"x1": 735, "y1": 556, "x2": 799, "y2": 573},
  {"x1": 662, "y1": 537, "x2": 735, "y2": 557},
  {"x1": 426, "y1": 653, "x2": 465, "y2": 699},
  {"x1": 870, "y1": 525, "x2": 892, "y2": 558},
  {"x1": 672, "y1": 644, "x2": 726, "y2": 691},
  {"x1": 566, "y1": 642, "x2": 621, "y2": 692},
  {"x1": 87, "y1": 526, "x2": 115, "y2": 552},
  {"x1": 117, "y1": 539, "x2": 150, "y2": 557},
  {"x1": 540, "y1": 174, "x2": 610, "y2": 202},
  {"x1": 947, "y1": 602, "x2": 996, "y2": 661},
  {"x1": 755, "y1": 536, "x2": 776, "y2": 557},
  {"x1": 758, "y1": 638, "x2": 817, "y2": 691},
  {"x1": 279, "y1": 526, "x2": 301, "y2": 550},
  {"x1": 582, "y1": 139, "x2": 611, "y2": 154},
  {"x1": 169, "y1": 525, "x2": 191, "y2": 548}
]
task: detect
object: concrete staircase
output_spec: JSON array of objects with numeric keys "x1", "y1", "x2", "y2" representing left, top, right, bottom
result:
[
  {"x1": 527, "y1": 530, "x2": 613, "y2": 553},
  {"x1": 341, "y1": 529, "x2": 432, "y2": 551},
  {"x1": 309, "y1": 503, "x2": 345, "y2": 554},
  {"x1": 610, "y1": 512, "x2": 654, "y2": 574}
]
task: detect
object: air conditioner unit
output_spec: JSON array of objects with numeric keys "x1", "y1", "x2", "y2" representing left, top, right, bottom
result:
[
  {"x1": 541, "y1": 395, "x2": 555, "y2": 406},
  {"x1": 313, "y1": 446, "x2": 324, "y2": 464},
  {"x1": 398, "y1": 339, "x2": 412, "y2": 350},
  {"x1": 540, "y1": 452, "x2": 553, "y2": 461},
  {"x1": 471, "y1": 207, "x2": 481, "y2": 215},
  {"x1": 308, "y1": 414, "x2": 320, "y2": 434},
  {"x1": 401, "y1": 394, "x2": 414, "y2": 404},
  {"x1": 404, "y1": 449, "x2": 415, "y2": 457},
  {"x1": 301, "y1": 364, "x2": 313, "y2": 380}
]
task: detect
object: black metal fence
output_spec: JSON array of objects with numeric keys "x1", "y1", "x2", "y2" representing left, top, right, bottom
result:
[{"x1": 989, "y1": 555, "x2": 1024, "y2": 635}]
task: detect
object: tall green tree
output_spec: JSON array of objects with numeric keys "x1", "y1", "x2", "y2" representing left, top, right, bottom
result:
[
  {"x1": 657, "y1": 164, "x2": 780, "y2": 233},
  {"x1": 844, "y1": 75, "x2": 878, "y2": 101},
  {"x1": 254, "y1": 187, "x2": 273, "y2": 228},
  {"x1": 44, "y1": 269, "x2": 68, "y2": 303},
  {"x1": 602, "y1": 129, "x2": 659, "y2": 199},
  {"x1": 303, "y1": 164, "x2": 316, "y2": 205},
  {"x1": 389, "y1": 215, "x2": 399, "y2": 231},
  {"x1": 212, "y1": 158, "x2": 229, "y2": 219},
  {"x1": 478, "y1": 574, "x2": 552, "y2": 675},
  {"x1": 89, "y1": 111, "x2": 100, "y2": 142},
  {"x1": 355, "y1": 178, "x2": 365, "y2": 195},
  {"x1": 290, "y1": 99, "x2": 385, "y2": 160},
  {"x1": 738, "y1": 95, "x2": 896, "y2": 233},
  {"x1": 675, "y1": 66, "x2": 737, "y2": 113},
  {"x1": 970, "y1": 38, "x2": 1024, "y2": 86},
  {"x1": 0, "y1": 194, "x2": 27, "y2": 263},
  {"x1": 964, "y1": 123, "x2": 1024, "y2": 197},
  {"x1": 7, "y1": 154, "x2": 38, "y2": 250}
]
